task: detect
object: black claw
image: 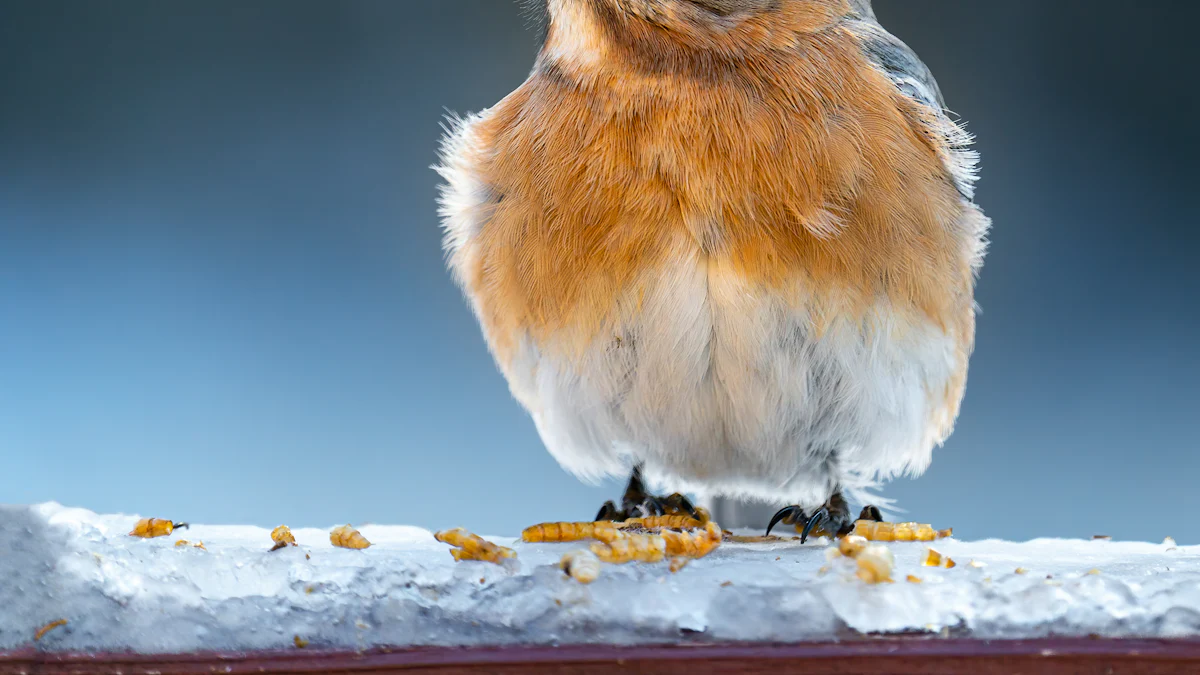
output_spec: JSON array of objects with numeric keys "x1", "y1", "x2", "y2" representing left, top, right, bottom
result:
[
  {"x1": 766, "y1": 505, "x2": 801, "y2": 537},
  {"x1": 677, "y1": 495, "x2": 700, "y2": 520},
  {"x1": 858, "y1": 505, "x2": 883, "y2": 522},
  {"x1": 601, "y1": 466, "x2": 700, "y2": 525},
  {"x1": 663, "y1": 493, "x2": 700, "y2": 520},
  {"x1": 799, "y1": 508, "x2": 829, "y2": 544},
  {"x1": 595, "y1": 501, "x2": 622, "y2": 522},
  {"x1": 173, "y1": 522, "x2": 190, "y2": 530}
]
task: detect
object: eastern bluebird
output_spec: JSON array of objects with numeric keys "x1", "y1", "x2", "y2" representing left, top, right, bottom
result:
[{"x1": 436, "y1": 0, "x2": 989, "y2": 540}]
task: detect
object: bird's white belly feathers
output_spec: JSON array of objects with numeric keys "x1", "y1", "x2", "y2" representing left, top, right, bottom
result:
[
  {"x1": 436, "y1": 104, "x2": 980, "y2": 511},
  {"x1": 498, "y1": 248, "x2": 962, "y2": 509}
]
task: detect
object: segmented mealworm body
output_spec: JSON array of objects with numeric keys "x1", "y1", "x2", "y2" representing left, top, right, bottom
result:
[{"x1": 436, "y1": 527, "x2": 517, "y2": 564}]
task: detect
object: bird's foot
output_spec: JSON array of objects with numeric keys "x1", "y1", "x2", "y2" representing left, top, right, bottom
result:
[
  {"x1": 766, "y1": 493, "x2": 883, "y2": 543},
  {"x1": 595, "y1": 465, "x2": 700, "y2": 522}
]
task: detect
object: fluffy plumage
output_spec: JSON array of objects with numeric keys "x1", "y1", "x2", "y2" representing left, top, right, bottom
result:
[{"x1": 436, "y1": 0, "x2": 989, "y2": 510}]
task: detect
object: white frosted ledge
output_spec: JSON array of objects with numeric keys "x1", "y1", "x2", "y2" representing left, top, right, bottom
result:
[{"x1": 1, "y1": 502, "x2": 1197, "y2": 654}]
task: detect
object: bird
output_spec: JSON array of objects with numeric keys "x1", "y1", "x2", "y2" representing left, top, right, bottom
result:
[{"x1": 435, "y1": 0, "x2": 989, "y2": 541}]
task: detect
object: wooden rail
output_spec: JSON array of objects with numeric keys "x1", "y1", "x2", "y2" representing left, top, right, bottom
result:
[{"x1": 5, "y1": 638, "x2": 1200, "y2": 674}]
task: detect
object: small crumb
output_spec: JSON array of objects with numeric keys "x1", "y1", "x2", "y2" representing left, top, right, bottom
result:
[
  {"x1": 293, "y1": 635, "x2": 309, "y2": 649},
  {"x1": 855, "y1": 545, "x2": 895, "y2": 584},
  {"x1": 271, "y1": 525, "x2": 297, "y2": 551},
  {"x1": 479, "y1": 577, "x2": 486, "y2": 584},
  {"x1": 305, "y1": 586, "x2": 314, "y2": 594},
  {"x1": 669, "y1": 557, "x2": 690, "y2": 573},
  {"x1": 1086, "y1": 568, "x2": 1101, "y2": 575},
  {"x1": 922, "y1": 547, "x2": 955, "y2": 569},
  {"x1": 330, "y1": 525, "x2": 371, "y2": 550},
  {"x1": 720, "y1": 581, "x2": 733, "y2": 587},
  {"x1": 305, "y1": 553, "x2": 311, "y2": 560},
  {"x1": 560, "y1": 549, "x2": 601, "y2": 584},
  {"x1": 1092, "y1": 534, "x2": 1111, "y2": 540},
  {"x1": 129, "y1": 518, "x2": 184, "y2": 539},
  {"x1": 906, "y1": 574, "x2": 922, "y2": 583},
  {"x1": 983, "y1": 576, "x2": 992, "y2": 582},
  {"x1": 34, "y1": 619, "x2": 67, "y2": 641},
  {"x1": 554, "y1": 598, "x2": 563, "y2": 607},
  {"x1": 775, "y1": 556, "x2": 781, "y2": 561},
  {"x1": 1015, "y1": 567, "x2": 1029, "y2": 575},
  {"x1": 817, "y1": 565, "x2": 831, "y2": 575},
  {"x1": 837, "y1": 535, "x2": 867, "y2": 558}
]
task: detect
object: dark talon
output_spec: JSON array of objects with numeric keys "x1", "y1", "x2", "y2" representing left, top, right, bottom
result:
[
  {"x1": 663, "y1": 493, "x2": 700, "y2": 520},
  {"x1": 596, "y1": 465, "x2": 698, "y2": 524},
  {"x1": 595, "y1": 501, "x2": 622, "y2": 522},
  {"x1": 858, "y1": 505, "x2": 883, "y2": 522},
  {"x1": 799, "y1": 508, "x2": 829, "y2": 544},
  {"x1": 765, "y1": 505, "x2": 801, "y2": 537},
  {"x1": 173, "y1": 522, "x2": 189, "y2": 530}
]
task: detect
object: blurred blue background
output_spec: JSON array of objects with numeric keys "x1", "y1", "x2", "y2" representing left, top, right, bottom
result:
[{"x1": 1, "y1": 1, "x2": 1197, "y2": 541}]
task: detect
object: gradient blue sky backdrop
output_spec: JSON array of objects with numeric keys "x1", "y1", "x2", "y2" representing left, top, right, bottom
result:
[{"x1": 1, "y1": 1, "x2": 1197, "y2": 541}]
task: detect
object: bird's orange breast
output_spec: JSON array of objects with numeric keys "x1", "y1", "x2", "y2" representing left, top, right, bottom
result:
[{"x1": 458, "y1": 18, "x2": 972, "y2": 367}]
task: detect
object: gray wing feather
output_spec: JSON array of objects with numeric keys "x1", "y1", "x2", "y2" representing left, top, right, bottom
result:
[{"x1": 843, "y1": 5, "x2": 980, "y2": 200}]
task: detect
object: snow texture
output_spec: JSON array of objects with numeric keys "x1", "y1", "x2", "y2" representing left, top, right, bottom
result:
[{"x1": 2, "y1": 502, "x2": 1198, "y2": 654}]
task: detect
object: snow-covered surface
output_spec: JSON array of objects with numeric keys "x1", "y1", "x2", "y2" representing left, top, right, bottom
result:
[{"x1": 2, "y1": 502, "x2": 1199, "y2": 654}]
